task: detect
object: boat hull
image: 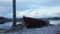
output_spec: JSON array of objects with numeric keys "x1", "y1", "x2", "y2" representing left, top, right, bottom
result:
[{"x1": 22, "y1": 16, "x2": 49, "y2": 28}]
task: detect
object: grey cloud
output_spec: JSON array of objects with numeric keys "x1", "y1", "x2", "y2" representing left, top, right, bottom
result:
[
  {"x1": 16, "y1": 0, "x2": 60, "y2": 11},
  {"x1": 0, "y1": 0, "x2": 60, "y2": 18}
]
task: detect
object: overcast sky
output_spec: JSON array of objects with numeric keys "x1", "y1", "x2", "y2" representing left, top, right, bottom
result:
[{"x1": 0, "y1": 0, "x2": 60, "y2": 18}]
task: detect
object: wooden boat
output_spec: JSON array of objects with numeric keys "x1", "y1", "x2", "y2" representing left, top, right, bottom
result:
[{"x1": 22, "y1": 16, "x2": 49, "y2": 28}]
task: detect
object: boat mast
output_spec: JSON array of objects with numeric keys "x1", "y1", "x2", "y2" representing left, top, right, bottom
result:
[{"x1": 12, "y1": 0, "x2": 16, "y2": 27}]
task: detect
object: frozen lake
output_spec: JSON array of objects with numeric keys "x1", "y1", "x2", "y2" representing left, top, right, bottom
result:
[
  {"x1": 0, "y1": 22, "x2": 22, "y2": 29},
  {"x1": 0, "y1": 20, "x2": 60, "y2": 29},
  {"x1": 49, "y1": 20, "x2": 60, "y2": 25},
  {"x1": 0, "y1": 20, "x2": 60, "y2": 34}
]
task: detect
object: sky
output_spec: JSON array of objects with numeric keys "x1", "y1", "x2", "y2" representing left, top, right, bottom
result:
[{"x1": 0, "y1": 0, "x2": 60, "y2": 18}]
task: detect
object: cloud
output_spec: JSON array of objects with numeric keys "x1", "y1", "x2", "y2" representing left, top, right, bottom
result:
[
  {"x1": 0, "y1": 0, "x2": 31, "y2": 2},
  {"x1": 0, "y1": 6, "x2": 6, "y2": 12},
  {"x1": 16, "y1": 0, "x2": 60, "y2": 11},
  {"x1": 0, "y1": 6, "x2": 12, "y2": 18},
  {"x1": 16, "y1": 8, "x2": 60, "y2": 18},
  {"x1": 0, "y1": 0, "x2": 60, "y2": 18},
  {"x1": 1, "y1": 0, "x2": 60, "y2": 11},
  {"x1": 0, "y1": 0, "x2": 12, "y2": 2},
  {"x1": 0, "y1": 0, "x2": 60, "y2": 5}
]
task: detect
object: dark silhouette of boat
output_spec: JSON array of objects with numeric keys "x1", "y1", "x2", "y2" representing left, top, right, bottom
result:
[{"x1": 22, "y1": 16, "x2": 49, "y2": 28}]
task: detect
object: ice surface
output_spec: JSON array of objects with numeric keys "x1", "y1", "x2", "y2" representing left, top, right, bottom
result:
[
  {"x1": 0, "y1": 20, "x2": 60, "y2": 34},
  {"x1": 0, "y1": 25, "x2": 60, "y2": 34}
]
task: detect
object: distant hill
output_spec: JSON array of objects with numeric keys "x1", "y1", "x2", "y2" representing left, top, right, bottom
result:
[
  {"x1": 0, "y1": 17, "x2": 12, "y2": 24},
  {"x1": 47, "y1": 17, "x2": 60, "y2": 20},
  {"x1": 0, "y1": 17, "x2": 22, "y2": 24}
]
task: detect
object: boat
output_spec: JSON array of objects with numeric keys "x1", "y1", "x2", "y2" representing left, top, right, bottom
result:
[{"x1": 22, "y1": 16, "x2": 49, "y2": 28}]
